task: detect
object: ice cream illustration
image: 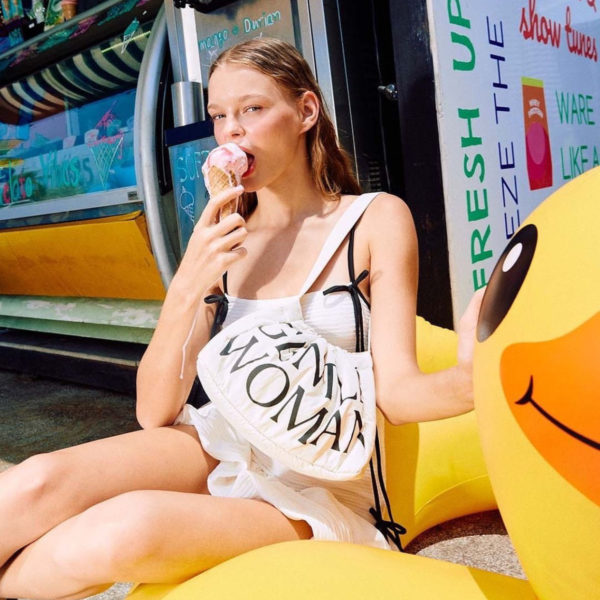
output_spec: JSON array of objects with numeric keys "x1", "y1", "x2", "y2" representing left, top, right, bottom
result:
[
  {"x1": 522, "y1": 77, "x2": 553, "y2": 191},
  {"x1": 62, "y1": 0, "x2": 77, "y2": 20}
]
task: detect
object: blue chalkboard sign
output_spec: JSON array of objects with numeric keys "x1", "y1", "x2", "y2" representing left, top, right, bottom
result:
[{"x1": 165, "y1": 119, "x2": 216, "y2": 254}]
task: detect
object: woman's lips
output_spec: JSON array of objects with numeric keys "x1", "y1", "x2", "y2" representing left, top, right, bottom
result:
[{"x1": 242, "y1": 153, "x2": 255, "y2": 178}]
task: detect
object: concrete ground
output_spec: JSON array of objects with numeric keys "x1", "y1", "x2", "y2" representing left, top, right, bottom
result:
[{"x1": 0, "y1": 369, "x2": 525, "y2": 600}]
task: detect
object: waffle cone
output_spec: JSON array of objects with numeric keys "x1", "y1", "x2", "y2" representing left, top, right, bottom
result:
[{"x1": 207, "y1": 165, "x2": 240, "y2": 220}]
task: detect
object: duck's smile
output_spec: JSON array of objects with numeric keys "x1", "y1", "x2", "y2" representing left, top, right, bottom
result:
[
  {"x1": 500, "y1": 311, "x2": 600, "y2": 506},
  {"x1": 515, "y1": 376, "x2": 600, "y2": 450}
]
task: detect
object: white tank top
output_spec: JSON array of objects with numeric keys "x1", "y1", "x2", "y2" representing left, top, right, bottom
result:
[
  {"x1": 181, "y1": 193, "x2": 402, "y2": 551},
  {"x1": 222, "y1": 193, "x2": 378, "y2": 351}
]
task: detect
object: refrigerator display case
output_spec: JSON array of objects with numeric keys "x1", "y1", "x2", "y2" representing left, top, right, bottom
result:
[{"x1": 0, "y1": 0, "x2": 171, "y2": 343}]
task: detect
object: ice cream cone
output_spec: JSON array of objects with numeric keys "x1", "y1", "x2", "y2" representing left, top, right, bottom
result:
[
  {"x1": 202, "y1": 143, "x2": 248, "y2": 221},
  {"x1": 207, "y1": 165, "x2": 239, "y2": 220}
]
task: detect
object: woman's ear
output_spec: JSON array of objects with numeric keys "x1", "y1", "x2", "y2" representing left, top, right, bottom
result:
[{"x1": 297, "y1": 91, "x2": 320, "y2": 133}]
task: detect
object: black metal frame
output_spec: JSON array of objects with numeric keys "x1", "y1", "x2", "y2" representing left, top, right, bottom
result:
[
  {"x1": 323, "y1": 0, "x2": 452, "y2": 326},
  {"x1": 387, "y1": 0, "x2": 453, "y2": 327},
  {"x1": 172, "y1": 0, "x2": 237, "y2": 12}
]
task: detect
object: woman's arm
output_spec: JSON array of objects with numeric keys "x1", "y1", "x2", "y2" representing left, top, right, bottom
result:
[
  {"x1": 366, "y1": 193, "x2": 483, "y2": 425},
  {"x1": 136, "y1": 186, "x2": 248, "y2": 429}
]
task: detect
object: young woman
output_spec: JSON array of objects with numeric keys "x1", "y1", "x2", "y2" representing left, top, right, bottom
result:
[{"x1": 0, "y1": 38, "x2": 482, "y2": 599}]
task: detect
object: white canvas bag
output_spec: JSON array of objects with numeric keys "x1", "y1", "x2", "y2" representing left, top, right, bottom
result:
[{"x1": 196, "y1": 194, "x2": 379, "y2": 481}]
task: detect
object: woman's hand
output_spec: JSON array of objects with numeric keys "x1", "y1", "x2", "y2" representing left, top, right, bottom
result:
[
  {"x1": 175, "y1": 185, "x2": 248, "y2": 296},
  {"x1": 136, "y1": 185, "x2": 248, "y2": 428},
  {"x1": 457, "y1": 288, "x2": 486, "y2": 375}
]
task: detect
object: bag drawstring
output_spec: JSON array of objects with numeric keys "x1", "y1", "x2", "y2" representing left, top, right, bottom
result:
[
  {"x1": 369, "y1": 432, "x2": 406, "y2": 550},
  {"x1": 179, "y1": 293, "x2": 229, "y2": 380},
  {"x1": 324, "y1": 224, "x2": 406, "y2": 551},
  {"x1": 179, "y1": 275, "x2": 228, "y2": 382}
]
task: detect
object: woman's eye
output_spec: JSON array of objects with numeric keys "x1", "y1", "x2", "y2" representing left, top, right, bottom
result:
[
  {"x1": 209, "y1": 113, "x2": 224, "y2": 121},
  {"x1": 245, "y1": 106, "x2": 261, "y2": 113}
]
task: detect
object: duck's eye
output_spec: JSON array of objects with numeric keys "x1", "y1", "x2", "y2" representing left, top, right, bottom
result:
[{"x1": 477, "y1": 224, "x2": 538, "y2": 342}]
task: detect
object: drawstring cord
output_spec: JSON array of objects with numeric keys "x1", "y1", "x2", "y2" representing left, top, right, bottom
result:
[
  {"x1": 323, "y1": 266, "x2": 405, "y2": 551},
  {"x1": 179, "y1": 292, "x2": 229, "y2": 380},
  {"x1": 179, "y1": 310, "x2": 199, "y2": 380}
]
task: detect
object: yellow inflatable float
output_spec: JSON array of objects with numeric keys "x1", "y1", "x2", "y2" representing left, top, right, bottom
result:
[
  {"x1": 475, "y1": 165, "x2": 600, "y2": 600},
  {"x1": 128, "y1": 167, "x2": 600, "y2": 599}
]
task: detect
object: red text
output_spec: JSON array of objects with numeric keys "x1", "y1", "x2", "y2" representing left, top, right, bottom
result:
[
  {"x1": 520, "y1": 0, "x2": 562, "y2": 48},
  {"x1": 565, "y1": 6, "x2": 598, "y2": 61}
]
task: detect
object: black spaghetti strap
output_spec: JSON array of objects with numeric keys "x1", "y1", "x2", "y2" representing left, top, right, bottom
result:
[
  {"x1": 369, "y1": 431, "x2": 406, "y2": 550},
  {"x1": 323, "y1": 222, "x2": 368, "y2": 352},
  {"x1": 348, "y1": 225, "x2": 371, "y2": 309},
  {"x1": 204, "y1": 272, "x2": 230, "y2": 338},
  {"x1": 323, "y1": 268, "x2": 368, "y2": 353},
  {"x1": 348, "y1": 226, "x2": 357, "y2": 282},
  {"x1": 328, "y1": 220, "x2": 406, "y2": 551}
]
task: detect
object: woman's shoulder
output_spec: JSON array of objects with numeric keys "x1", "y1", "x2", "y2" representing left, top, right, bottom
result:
[
  {"x1": 343, "y1": 190, "x2": 410, "y2": 211},
  {"x1": 356, "y1": 191, "x2": 415, "y2": 238},
  {"x1": 342, "y1": 192, "x2": 417, "y2": 270}
]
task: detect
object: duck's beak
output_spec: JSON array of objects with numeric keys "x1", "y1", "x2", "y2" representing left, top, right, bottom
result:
[{"x1": 500, "y1": 312, "x2": 600, "y2": 505}]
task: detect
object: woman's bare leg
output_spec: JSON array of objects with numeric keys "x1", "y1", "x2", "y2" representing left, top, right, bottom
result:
[
  {"x1": 0, "y1": 490, "x2": 312, "y2": 600},
  {"x1": 0, "y1": 425, "x2": 217, "y2": 566}
]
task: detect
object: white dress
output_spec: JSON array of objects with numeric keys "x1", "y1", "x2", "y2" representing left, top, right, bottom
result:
[{"x1": 176, "y1": 193, "x2": 391, "y2": 550}]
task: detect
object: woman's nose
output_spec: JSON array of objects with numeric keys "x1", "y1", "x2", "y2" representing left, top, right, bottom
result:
[{"x1": 223, "y1": 116, "x2": 244, "y2": 140}]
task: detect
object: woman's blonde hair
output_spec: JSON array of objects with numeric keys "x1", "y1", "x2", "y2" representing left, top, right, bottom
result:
[{"x1": 209, "y1": 37, "x2": 362, "y2": 218}]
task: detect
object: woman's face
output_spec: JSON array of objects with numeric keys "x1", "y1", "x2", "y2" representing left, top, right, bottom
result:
[{"x1": 207, "y1": 64, "x2": 309, "y2": 193}]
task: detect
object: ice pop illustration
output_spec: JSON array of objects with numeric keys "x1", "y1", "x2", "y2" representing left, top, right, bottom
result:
[{"x1": 202, "y1": 143, "x2": 248, "y2": 220}]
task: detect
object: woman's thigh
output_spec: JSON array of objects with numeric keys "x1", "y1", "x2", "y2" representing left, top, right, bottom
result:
[
  {"x1": 106, "y1": 492, "x2": 312, "y2": 582},
  {"x1": 42, "y1": 424, "x2": 217, "y2": 496},
  {"x1": 3, "y1": 424, "x2": 216, "y2": 501},
  {"x1": 0, "y1": 424, "x2": 217, "y2": 564},
  {"x1": 3, "y1": 490, "x2": 312, "y2": 596}
]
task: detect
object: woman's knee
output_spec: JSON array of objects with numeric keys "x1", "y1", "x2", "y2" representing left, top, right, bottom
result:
[
  {"x1": 2, "y1": 452, "x2": 68, "y2": 510},
  {"x1": 52, "y1": 491, "x2": 166, "y2": 580}
]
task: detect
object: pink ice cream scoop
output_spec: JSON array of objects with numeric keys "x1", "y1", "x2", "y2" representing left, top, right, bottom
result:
[
  {"x1": 202, "y1": 143, "x2": 248, "y2": 220},
  {"x1": 202, "y1": 143, "x2": 248, "y2": 195}
]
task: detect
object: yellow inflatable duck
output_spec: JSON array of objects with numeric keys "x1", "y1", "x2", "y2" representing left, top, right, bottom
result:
[
  {"x1": 128, "y1": 167, "x2": 600, "y2": 600},
  {"x1": 475, "y1": 165, "x2": 600, "y2": 600}
]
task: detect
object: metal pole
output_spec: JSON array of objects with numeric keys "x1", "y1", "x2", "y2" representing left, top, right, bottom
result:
[
  {"x1": 164, "y1": 0, "x2": 205, "y2": 126},
  {"x1": 134, "y1": 6, "x2": 179, "y2": 287}
]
